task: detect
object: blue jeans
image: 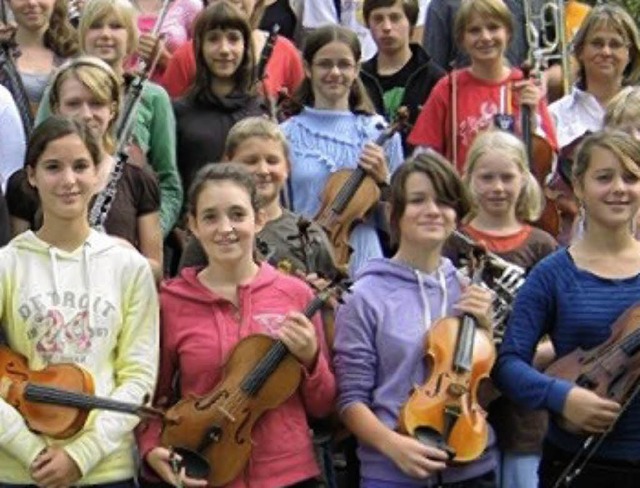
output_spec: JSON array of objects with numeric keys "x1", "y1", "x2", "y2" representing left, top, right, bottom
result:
[{"x1": 498, "y1": 452, "x2": 540, "y2": 488}]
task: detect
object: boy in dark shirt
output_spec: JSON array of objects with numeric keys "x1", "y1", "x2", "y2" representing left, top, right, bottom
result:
[{"x1": 359, "y1": 0, "x2": 445, "y2": 150}]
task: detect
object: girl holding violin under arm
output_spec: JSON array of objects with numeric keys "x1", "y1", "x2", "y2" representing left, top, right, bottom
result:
[
  {"x1": 407, "y1": 0, "x2": 557, "y2": 174},
  {"x1": 493, "y1": 129, "x2": 640, "y2": 488},
  {"x1": 137, "y1": 163, "x2": 336, "y2": 488},
  {"x1": 0, "y1": 115, "x2": 159, "y2": 488},
  {"x1": 280, "y1": 24, "x2": 404, "y2": 275},
  {"x1": 333, "y1": 151, "x2": 497, "y2": 488}
]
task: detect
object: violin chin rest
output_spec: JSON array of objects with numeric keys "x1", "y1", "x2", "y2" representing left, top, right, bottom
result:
[
  {"x1": 172, "y1": 446, "x2": 211, "y2": 479},
  {"x1": 413, "y1": 427, "x2": 456, "y2": 461}
]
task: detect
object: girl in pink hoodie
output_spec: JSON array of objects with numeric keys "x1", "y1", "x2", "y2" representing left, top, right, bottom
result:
[{"x1": 137, "y1": 163, "x2": 336, "y2": 488}]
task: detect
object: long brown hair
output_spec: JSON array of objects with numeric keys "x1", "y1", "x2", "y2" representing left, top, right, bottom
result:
[
  {"x1": 190, "y1": 1, "x2": 256, "y2": 103},
  {"x1": 289, "y1": 25, "x2": 376, "y2": 116}
]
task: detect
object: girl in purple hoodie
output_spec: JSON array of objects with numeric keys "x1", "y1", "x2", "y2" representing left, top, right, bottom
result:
[{"x1": 334, "y1": 150, "x2": 498, "y2": 487}]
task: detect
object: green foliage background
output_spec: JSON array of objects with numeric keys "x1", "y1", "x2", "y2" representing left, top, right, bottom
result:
[{"x1": 592, "y1": 0, "x2": 640, "y2": 20}]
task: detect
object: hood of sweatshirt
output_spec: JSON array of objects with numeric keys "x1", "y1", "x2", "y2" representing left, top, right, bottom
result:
[
  {"x1": 353, "y1": 256, "x2": 464, "y2": 328},
  {"x1": 161, "y1": 261, "x2": 280, "y2": 304},
  {"x1": 6, "y1": 230, "x2": 124, "y2": 368}
]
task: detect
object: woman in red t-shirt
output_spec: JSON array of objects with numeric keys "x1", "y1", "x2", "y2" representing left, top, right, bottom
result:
[
  {"x1": 407, "y1": 0, "x2": 557, "y2": 173},
  {"x1": 160, "y1": 0, "x2": 304, "y2": 100}
]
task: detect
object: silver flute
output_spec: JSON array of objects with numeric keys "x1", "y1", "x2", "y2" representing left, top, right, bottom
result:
[{"x1": 452, "y1": 230, "x2": 526, "y2": 346}]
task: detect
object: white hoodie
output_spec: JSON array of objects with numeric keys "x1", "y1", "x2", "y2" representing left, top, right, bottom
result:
[{"x1": 0, "y1": 230, "x2": 159, "y2": 484}]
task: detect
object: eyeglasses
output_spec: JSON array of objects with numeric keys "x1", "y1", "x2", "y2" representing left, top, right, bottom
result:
[
  {"x1": 587, "y1": 38, "x2": 630, "y2": 52},
  {"x1": 312, "y1": 59, "x2": 357, "y2": 72}
]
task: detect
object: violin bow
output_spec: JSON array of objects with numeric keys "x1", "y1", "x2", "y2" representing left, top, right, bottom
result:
[{"x1": 552, "y1": 380, "x2": 640, "y2": 488}]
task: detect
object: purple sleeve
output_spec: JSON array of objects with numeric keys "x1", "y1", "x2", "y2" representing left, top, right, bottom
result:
[{"x1": 333, "y1": 292, "x2": 379, "y2": 413}]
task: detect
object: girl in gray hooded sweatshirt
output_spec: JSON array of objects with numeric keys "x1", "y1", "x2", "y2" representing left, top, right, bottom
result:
[{"x1": 334, "y1": 150, "x2": 498, "y2": 488}]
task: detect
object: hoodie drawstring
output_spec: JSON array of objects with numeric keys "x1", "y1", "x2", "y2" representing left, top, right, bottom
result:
[
  {"x1": 415, "y1": 267, "x2": 449, "y2": 330},
  {"x1": 48, "y1": 247, "x2": 61, "y2": 300}
]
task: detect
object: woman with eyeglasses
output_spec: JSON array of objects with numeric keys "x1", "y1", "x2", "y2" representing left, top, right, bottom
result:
[
  {"x1": 548, "y1": 4, "x2": 640, "y2": 244},
  {"x1": 280, "y1": 25, "x2": 404, "y2": 276}
]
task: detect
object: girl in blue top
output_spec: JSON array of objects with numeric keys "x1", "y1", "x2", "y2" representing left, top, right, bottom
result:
[
  {"x1": 493, "y1": 130, "x2": 640, "y2": 487},
  {"x1": 280, "y1": 25, "x2": 404, "y2": 276}
]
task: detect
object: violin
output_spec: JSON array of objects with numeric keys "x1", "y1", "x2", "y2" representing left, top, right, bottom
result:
[
  {"x1": 520, "y1": 63, "x2": 561, "y2": 238},
  {"x1": 314, "y1": 107, "x2": 409, "y2": 268},
  {"x1": 160, "y1": 278, "x2": 349, "y2": 487},
  {"x1": 545, "y1": 301, "x2": 640, "y2": 434},
  {"x1": 397, "y1": 247, "x2": 496, "y2": 462},
  {"x1": 0, "y1": 346, "x2": 162, "y2": 439},
  {"x1": 544, "y1": 300, "x2": 640, "y2": 487}
]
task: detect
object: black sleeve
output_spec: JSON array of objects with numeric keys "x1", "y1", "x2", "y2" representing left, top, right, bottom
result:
[
  {"x1": 0, "y1": 189, "x2": 11, "y2": 246},
  {"x1": 6, "y1": 169, "x2": 39, "y2": 226}
]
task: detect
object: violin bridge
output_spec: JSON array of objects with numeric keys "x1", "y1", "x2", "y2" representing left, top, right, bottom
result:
[
  {"x1": 0, "y1": 377, "x2": 12, "y2": 400},
  {"x1": 216, "y1": 405, "x2": 236, "y2": 422}
]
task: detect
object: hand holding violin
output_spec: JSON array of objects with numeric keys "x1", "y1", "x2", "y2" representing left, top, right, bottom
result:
[
  {"x1": 513, "y1": 78, "x2": 543, "y2": 128},
  {"x1": 453, "y1": 283, "x2": 494, "y2": 335},
  {"x1": 30, "y1": 447, "x2": 81, "y2": 488},
  {"x1": 358, "y1": 142, "x2": 389, "y2": 185},
  {"x1": 561, "y1": 386, "x2": 621, "y2": 435},
  {"x1": 146, "y1": 447, "x2": 208, "y2": 488},
  {"x1": 383, "y1": 430, "x2": 448, "y2": 479},
  {"x1": 277, "y1": 312, "x2": 319, "y2": 370}
]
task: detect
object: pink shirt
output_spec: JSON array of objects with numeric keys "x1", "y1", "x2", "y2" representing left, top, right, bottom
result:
[
  {"x1": 160, "y1": 35, "x2": 304, "y2": 99},
  {"x1": 137, "y1": 263, "x2": 336, "y2": 487}
]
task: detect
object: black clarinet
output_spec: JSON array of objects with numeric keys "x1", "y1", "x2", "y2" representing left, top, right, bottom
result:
[
  {"x1": 0, "y1": 0, "x2": 33, "y2": 135},
  {"x1": 89, "y1": 0, "x2": 173, "y2": 230}
]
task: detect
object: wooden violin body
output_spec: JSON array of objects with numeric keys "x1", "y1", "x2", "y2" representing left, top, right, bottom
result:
[
  {"x1": 0, "y1": 346, "x2": 94, "y2": 439},
  {"x1": 398, "y1": 316, "x2": 496, "y2": 462},
  {"x1": 545, "y1": 302, "x2": 640, "y2": 433},
  {"x1": 161, "y1": 280, "x2": 347, "y2": 486},
  {"x1": 398, "y1": 250, "x2": 496, "y2": 462},
  {"x1": 315, "y1": 169, "x2": 381, "y2": 267},
  {"x1": 314, "y1": 108, "x2": 409, "y2": 268},
  {"x1": 529, "y1": 134, "x2": 561, "y2": 237},
  {"x1": 161, "y1": 335, "x2": 301, "y2": 486}
]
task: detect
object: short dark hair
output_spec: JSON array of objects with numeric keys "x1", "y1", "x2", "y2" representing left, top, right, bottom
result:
[
  {"x1": 389, "y1": 151, "x2": 471, "y2": 246},
  {"x1": 363, "y1": 0, "x2": 420, "y2": 28}
]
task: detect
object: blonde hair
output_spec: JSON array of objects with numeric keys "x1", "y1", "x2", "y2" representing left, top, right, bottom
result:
[
  {"x1": 224, "y1": 117, "x2": 290, "y2": 161},
  {"x1": 572, "y1": 4, "x2": 640, "y2": 88},
  {"x1": 78, "y1": 0, "x2": 139, "y2": 58},
  {"x1": 454, "y1": 0, "x2": 513, "y2": 48},
  {"x1": 463, "y1": 130, "x2": 543, "y2": 222},
  {"x1": 49, "y1": 57, "x2": 121, "y2": 154},
  {"x1": 604, "y1": 86, "x2": 640, "y2": 129}
]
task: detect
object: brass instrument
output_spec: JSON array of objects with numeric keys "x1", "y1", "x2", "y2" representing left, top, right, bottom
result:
[
  {"x1": 452, "y1": 231, "x2": 526, "y2": 346},
  {"x1": 523, "y1": 0, "x2": 570, "y2": 94}
]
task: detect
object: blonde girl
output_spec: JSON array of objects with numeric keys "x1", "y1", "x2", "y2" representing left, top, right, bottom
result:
[{"x1": 444, "y1": 129, "x2": 557, "y2": 488}]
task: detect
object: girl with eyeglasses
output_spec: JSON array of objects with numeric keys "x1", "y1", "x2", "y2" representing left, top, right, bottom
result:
[
  {"x1": 548, "y1": 4, "x2": 640, "y2": 245},
  {"x1": 281, "y1": 24, "x2": 404, "y2": 275}
]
